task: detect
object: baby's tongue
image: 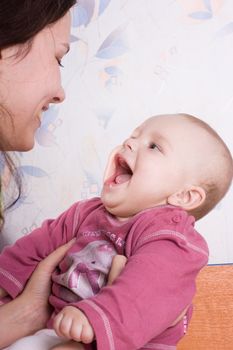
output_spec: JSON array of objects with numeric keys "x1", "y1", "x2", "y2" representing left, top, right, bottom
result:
[{"x1": 115, "y1": 174, "x2": 131, "y2": 184}]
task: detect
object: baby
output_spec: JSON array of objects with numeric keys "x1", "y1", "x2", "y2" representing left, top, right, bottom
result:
[{"x1": 0, "y1": 113, "x2": 232, "y2": 350}]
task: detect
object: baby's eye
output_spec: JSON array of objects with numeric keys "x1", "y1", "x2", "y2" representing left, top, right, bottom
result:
[{"x1": 149, "y1": 142, "x2": 159, "y2": 150}]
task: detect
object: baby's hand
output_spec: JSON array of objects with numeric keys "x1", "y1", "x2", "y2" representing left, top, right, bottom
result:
[{"x1": 53, "y1": 306, "x2": 94, "y2": 344}]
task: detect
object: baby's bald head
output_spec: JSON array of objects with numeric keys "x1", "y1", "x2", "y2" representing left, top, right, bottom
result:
[{"x1": 174, "y1": 113, "x2": 232, "y2": 219}]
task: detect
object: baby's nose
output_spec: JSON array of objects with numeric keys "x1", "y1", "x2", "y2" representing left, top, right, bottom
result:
[{"x1": 123, "y1": 137, "x2": 137, "y2": 151}]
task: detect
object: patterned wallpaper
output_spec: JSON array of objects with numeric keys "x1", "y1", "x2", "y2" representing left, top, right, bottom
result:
[{"x1": 1, "y1": 0, "x2": 232, "y2": 264}]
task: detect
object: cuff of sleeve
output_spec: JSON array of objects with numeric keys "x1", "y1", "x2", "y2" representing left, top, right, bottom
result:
[
  {"x1": 0, "y1": 269, "x2": 23, "y2": 298},
  {"x1": 74, "y1": 299, "x2": 115, "y2": 350},
  {"x1": 83, "y1": 340, "x2": 97, "y2": 350}
]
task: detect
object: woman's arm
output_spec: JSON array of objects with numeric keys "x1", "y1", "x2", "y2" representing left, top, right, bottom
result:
[{"x1": 0, "y1": 239, "x2": 75, "y2": 349}]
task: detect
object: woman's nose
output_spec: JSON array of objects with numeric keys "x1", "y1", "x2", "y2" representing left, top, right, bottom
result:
[{"x1": 52, "y1": 86, "x2": 65, "y2": 104}]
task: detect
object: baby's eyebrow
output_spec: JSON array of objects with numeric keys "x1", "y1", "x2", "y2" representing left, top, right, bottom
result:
[{"x1": 152, "y1": 133, "x2": 172, "y2": 150}]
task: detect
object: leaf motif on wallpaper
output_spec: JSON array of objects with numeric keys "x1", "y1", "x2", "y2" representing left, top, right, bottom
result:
[
  {"x1": 18, "y1": 166, "x2": 48, "y2": 178},
  {"x1": 189, "y1": 0, "x2": 213, "y2": 20},
  {"x1": 215, "y1": 22, "x2": 233, "y2": 39},
  {"x1": 97, "y1": 109, "x2": 115, "y2": 128},
  {"x1": 95, "y1": 25, "x2": 129, "y2": 59},
  {"x1": 81, "y1": 171, "x2": 100, "y2": 199},
  {"x1": 72, "y1": 0, "x2": 111, "y2": 27},
  {"x1": 189, "y1": 10, "x2": 212, "y2": 20},
  {"x1": 70, "y1": 34, "x2": 80, "y2": 43},
  {"x1": 6, "y1": 195, "x2": 32, "y2": 212},
  {"x1": 72, "y1": 0, "x2": 95, "y2": 27},
  {"x1": 35, "y1": 107, "x2": 61, "y2": 147},
  {"x1": 105, "y1": 66, "x2": 120, "y2": 75},
  {"x1": 36, "y1": 129, "x2": 58, "y2": 147},
  {"x1": 98, "y1": 0, "x2": 111, "y2": 15},
  {"x1": 39, "y1": 107, "x2": 59, "y2": 127},
  {"x1": 203, "y1": 0, "x2": 212, "y2": 12},
  {"x1": 104, "y1": 65, "x2": 123, "y2": 90}
]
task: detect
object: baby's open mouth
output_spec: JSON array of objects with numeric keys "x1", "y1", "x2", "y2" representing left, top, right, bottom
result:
[{"x1": 107, "y1": 155, "x2": 133, "y2": 185}]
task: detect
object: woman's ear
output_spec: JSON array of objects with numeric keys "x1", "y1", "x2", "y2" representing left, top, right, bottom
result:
[{"x1": 167, "y1": 186, "x2": 206, "y2": 211}]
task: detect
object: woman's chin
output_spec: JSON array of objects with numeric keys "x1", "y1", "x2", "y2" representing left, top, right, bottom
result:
[{"x1": 14, "y1": 139, "x2": 35, "y2": 152}]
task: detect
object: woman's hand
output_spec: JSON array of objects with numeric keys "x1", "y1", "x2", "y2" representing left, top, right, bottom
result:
[
  {"x1": 21, "y1": 238, "x2": 76, "y2": 326},
  {"x1": 22, "y1": 238, "x2": 76, "y2": 310},
  {"x1": 0, "y1": 239, "x2": 75, "y2": 349}
]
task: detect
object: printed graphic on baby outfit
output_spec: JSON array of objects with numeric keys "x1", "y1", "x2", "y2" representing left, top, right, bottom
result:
[{"x1": 53, "y1": 240, "x2": 117, "y2": 301}]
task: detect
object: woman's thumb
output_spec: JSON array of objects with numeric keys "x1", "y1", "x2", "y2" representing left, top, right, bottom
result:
[{"x1": 40, "y1": 238, "x2": 76, "y2": 273}]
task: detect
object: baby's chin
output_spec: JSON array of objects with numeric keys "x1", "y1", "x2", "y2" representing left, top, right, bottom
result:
[{"x1": 101, "y1": 200, "x2": 137, "y2": 222}]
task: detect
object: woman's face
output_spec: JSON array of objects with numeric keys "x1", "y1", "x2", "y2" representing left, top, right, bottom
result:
[{"x1": 0, "y1": 11, "x2": 71, "y2": 151}]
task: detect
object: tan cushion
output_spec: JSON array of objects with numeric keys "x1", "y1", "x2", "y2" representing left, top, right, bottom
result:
[{"x1": 178, "y1": 265, "x2": 233, "y2": 350}]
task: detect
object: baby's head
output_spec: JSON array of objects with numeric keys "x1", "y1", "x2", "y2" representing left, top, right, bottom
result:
[{"x1": 101, "y1": 113, "x2": 233, "y2": 221}]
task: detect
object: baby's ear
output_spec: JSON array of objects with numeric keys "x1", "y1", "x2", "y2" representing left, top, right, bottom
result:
[{"x1": 167, "y1": 186, "x2": 206, "y2": 211}]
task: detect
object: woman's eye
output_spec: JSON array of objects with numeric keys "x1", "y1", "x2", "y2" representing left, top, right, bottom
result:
[{"x1": 56, "y1": 58, "x2": 64, "y2": 68}]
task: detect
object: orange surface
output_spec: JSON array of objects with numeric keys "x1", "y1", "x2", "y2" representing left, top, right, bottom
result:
[{"x1": 178, "y1": 265, "x2": 233, "y2": 350}]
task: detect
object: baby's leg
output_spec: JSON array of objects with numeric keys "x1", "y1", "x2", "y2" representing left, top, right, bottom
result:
[
  {"x1": 50, "y1": 340, "x2": 85, "y2": 350},
  {"x1": 4, "y1": 329, "x2": 62, "y2": 350}
]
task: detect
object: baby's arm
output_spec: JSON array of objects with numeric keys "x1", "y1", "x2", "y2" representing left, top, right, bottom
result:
[
  {"x1": 53, "y1": 306, "x2": 94, "y2": 344},
  {"x1": 52, "y1": 254, "x2": 127, "y2": 348}
]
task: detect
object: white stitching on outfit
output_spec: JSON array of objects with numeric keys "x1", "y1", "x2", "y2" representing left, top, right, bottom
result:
[
  {"x1": 72, "y1": 201, "x2": 82, "y2": 235},
  {"x1": 143, "y1": 343, "x2": 176, "y2": 349},
  {"x1": 0, "y1": 267, "x2": 23, "y2": 290},
  {"x1": 137, "y1": 230, "x2": 208, "y2": 257},
  {"x1": 83, "y1": 299, "x2": 115, "y2": 350}
]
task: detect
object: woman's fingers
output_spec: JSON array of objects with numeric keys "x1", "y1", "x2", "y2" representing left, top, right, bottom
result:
[
  {"x1": 38, "y1": 238, "x2": 76, "y2": 273},
  {"x1": 25, "y1": 239, "x2": 76, "y2": 293},
  {"x1": 23, "y1": 239, "x2": 76, "y2": 307}
]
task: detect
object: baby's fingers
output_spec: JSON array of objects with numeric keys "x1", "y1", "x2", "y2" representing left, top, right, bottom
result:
[
  {"x1": 80, "y1": 323, "x2": 95, "y2": 344},
  {"x1": 53, "y1": 313, "x2": 75, "y2": 340},
  {"x1": 53, "y1": 306, "x2": 94, "y2": 343}
]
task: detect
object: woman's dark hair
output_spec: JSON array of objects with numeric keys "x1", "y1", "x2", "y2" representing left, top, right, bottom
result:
[
  {"x1": 0, "y1": 0, "x2": 76, "y2": 228},
  {"x1": 0, "y1": 153, "x2": 22, "y2": 228},
  {"x1": 0, "y1": 0, "x2": 76, "y2": 55}
]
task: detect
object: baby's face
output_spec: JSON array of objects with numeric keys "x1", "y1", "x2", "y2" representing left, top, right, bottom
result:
[{"x1": 101, "y1": 114, "x2": 211, "y2": 220}]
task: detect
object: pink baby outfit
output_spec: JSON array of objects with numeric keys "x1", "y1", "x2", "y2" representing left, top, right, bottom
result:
[{"x1": 0, "y1": 197, "x2": 209, "y2": 350}]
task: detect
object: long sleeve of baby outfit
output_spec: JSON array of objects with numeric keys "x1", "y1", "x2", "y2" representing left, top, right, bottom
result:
[
  {"x1": 0, "y1": 202, "x2": 80, "y2": 298},
  {"x1": 75, "y1": 210, "x2": 209, "y2": 350}
]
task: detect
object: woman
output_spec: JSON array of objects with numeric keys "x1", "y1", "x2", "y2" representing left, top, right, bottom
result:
[
  {"x1": 0, "y1": 1, "x2": 76, "y2": 348},
  {"x1": 0, "y1": 0, "x2": 76, "y2": 218},
  {"x1": 0, "y1": 3, "x2": 126, "y2": 348}
]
